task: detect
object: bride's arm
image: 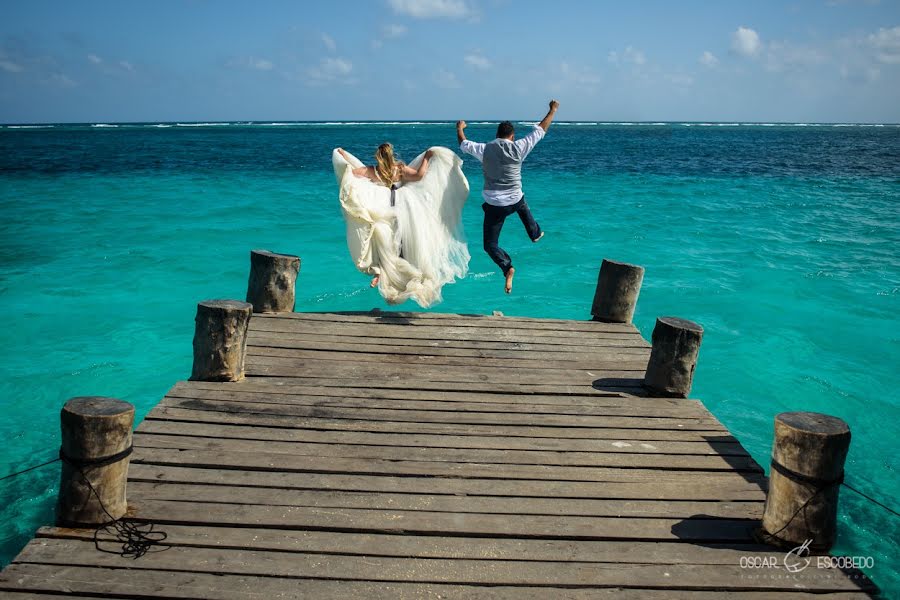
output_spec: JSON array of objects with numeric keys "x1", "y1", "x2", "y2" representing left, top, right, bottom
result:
[
  {"x1": 338, "y1": 148, "x2": 370, "y2": 178},
  {"x1": 401, "y1": 150, "x2": 434, "y2": 182}
]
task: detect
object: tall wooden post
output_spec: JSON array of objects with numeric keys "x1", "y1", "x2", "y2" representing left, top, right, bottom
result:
[
  {"x1": 643, "y1": 317, "x2": 703, "y2": 397},
  {"x1": 591, "y1": 259, "x2": 644, "y2": 324},
  {"x1": 761, "y1": 412, "x2": 850, "y2": 551},
  {"x1": 57, "y1": 397, "x2": 134, "y2": 526},
  {"x1": 246, "y1": 249, "x2": 300, "y2": 313},
  {"x1": 190, "y1": 300, "x2": 252, "y2": 382}
]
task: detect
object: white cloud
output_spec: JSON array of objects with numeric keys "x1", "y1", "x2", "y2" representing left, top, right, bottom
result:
[
  {"x1": 464, "y1": 52, "x2": 491, "y2": 70},
  {"x1": 228, "y1": 57, "x2": 275, "y2": 71},
  {"x1": 389, "y1": 0, "x2": 473, "y2": 19},
  {"x1": 383, "y1": 24, "x2": 407, "y2": 38},
  {"x1": 608, "y1": 46, "x2": 646, "y2": 66},
  {"x1": 665, "y1": 72, "x2": 694, "y2": 87},
  {"x1": 0, "y1": 58, "x2": 23, "y2": 73},
  {"x1": 47, "y1": 73, "x2": 76, "y2": 87},
  {"x1": 868, "y1": 26, "x2": 900, "y2": 64},
  {"x1": 119, "y1": 60, "x2": 134, "y2": 72},
  {"x1": 433, "y1": 68, "x2": 461, "y2": 88},
  {"x1": 764, "y1": 42, "x2": 827, "y2": 72},
  {"x1": 87, "y1": 53, "x2": 102, "y2": 64},
  {"x1": 699, "y1": 51, "x2": 719, "y2": 68},
  {"x1": 308, "y1": 57, "x2": 355, "y2": 85},
  {"x1": 322, "y1": 33, "x2": 336, "y2": 52},
  {"x1": 732, "y1": 26, "x2": 762, "y2": 57}
]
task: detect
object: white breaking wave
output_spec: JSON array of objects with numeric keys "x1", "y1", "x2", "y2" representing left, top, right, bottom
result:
[
  {"x1": 91, "y1": 124, "x2": 117, "y2": 128},
  {"x1": 6, "y1": 125, "x2": 54, "y2": 129},
  {"x1": 174, "y1": 122, "x2": 232, "y2": 127}
]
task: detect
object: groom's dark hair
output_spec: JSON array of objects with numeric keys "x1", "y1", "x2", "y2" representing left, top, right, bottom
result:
[{"x1": 496, "y1": 121, "x2": 515, "y2": 139}]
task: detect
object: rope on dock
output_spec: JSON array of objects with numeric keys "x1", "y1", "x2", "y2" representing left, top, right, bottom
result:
[{"x1": 59, "y1": 446, "x2": 168, "y2": 559}]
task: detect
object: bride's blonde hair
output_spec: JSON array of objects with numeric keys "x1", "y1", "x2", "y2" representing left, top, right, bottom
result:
[{"x1": 374, "y1": 143, "x2": 403, "y2": 187}]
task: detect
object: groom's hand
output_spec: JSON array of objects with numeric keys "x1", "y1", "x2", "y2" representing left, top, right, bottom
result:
[
  {"x1": 549, "y1": 100, "x2": 559, "y2": 111},
  {"x1": 457, "y1": 120, "x2": 467, "y2": 130}
]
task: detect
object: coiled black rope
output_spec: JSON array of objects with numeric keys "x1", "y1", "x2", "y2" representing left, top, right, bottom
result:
[
  {"x1": 759, "y1": 459, "x2": 845, "y2": 544},
  {"x1": 59, "y1": 446, "x2": 168, "y2": 559}
]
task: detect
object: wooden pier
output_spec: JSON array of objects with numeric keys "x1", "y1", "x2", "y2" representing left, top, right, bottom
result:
[{"x1": 0, "y1": 310, "x2": 876, "y2": 598}]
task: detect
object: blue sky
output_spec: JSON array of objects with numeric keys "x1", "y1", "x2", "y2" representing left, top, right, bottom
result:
[{"x1": 1, "y1": 0, "x2": 899, "y2": 123}]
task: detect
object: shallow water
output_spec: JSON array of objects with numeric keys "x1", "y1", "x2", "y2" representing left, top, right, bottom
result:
[{"x1": 1, "y1": 122, "x2": 898, "y2": 592}]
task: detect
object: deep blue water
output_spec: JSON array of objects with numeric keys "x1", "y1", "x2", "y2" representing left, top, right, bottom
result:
[{"x1": 1, "y1": 121, "x2": 898, "y2": 592}]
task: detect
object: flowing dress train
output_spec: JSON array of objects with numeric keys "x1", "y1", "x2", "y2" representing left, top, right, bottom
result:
[{"x1": 332, "y1": 147, "x2": 470, "y2": 307}]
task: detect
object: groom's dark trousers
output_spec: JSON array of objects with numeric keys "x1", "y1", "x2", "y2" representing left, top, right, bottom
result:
[{"x1": 482, "y1": 196, "x2": 542, "y2": 276}]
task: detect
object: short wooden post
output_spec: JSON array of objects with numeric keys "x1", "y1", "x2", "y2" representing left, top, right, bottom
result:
[
  {"x1": 190, "y1": 300, "x2": 252, "y2": 381},
  {"x1": 56, "y1": 397, "x2": 134, "y2": 526},
  {"x1": 643, "y1": 317, "x2": 703, "y2": 397},
  {"x1": 591, "y1": 259, "x2": 644, "y2": 324},
  {"x1": 246, "y1": 249, "x2": 301, "y2": 313},
  {"x1": 761, "y1": 412, "x2": 850, "y2": 551}
]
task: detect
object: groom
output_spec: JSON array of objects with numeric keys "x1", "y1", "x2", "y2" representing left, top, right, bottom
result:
[{"x1": 457, "y1": 100, "x2": 559, "y2": 293}]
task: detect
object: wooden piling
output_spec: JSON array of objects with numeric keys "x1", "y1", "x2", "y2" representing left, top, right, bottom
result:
[
  {"x1": 591, "y1": 259, "x2": 644, "y2": 324},
  {"x1": 761, "y1": 411, "x2": 850, "y2": 550},
  {"x1": 190, "y1": 300, "x2": 252, "y2": 382},
  {"x1": 246, "y1": 249, "x2": 300, "y2": 313},
  {"x1": 643, "y1": 316, "x2": 703, "y2": 397},
  {"x1": 56, "y1": 397, "x2": 134, "y2": 526}
]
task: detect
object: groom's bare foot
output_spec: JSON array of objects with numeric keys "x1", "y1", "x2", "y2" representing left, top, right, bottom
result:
[
  {"x1": 505, "y1": 268, "x2": 515, "y2": 294},
  {"x1": 371, "y1": 275, "x2": 380, "y2": 288}
]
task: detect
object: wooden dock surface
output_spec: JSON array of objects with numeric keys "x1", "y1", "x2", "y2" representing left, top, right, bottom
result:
[{"x1": 1, "y1": 311, "x2": 875, "y2": 598}]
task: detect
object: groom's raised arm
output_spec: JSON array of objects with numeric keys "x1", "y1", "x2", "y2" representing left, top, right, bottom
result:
[{"x1": 457, "y1": 120, "x2": 485, "y2": 162}]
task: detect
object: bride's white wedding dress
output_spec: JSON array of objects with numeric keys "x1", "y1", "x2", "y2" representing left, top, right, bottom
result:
[{"x1": 332, "y1": 146, "x2": 470, "y2": 308}]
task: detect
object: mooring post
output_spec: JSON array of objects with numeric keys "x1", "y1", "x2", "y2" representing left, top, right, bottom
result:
[
  {"x1": 56, "y1": 396, "x2": 134, "y2": 526},
  {"x1": 246, "y1": 249, "x2": 301, "y2": 313},
  {"x1": 591, "y1": 259, "x2": 644, "y2": 324},
  {"x1": 190, "y1": 299, "x2": 252, "y2": 381},
  {"x1": 761, "y1": 412, "x2": 850, "y2": 551},
  {"x1": 643, "y1": 316, "x2": 703, "y2": 397}
]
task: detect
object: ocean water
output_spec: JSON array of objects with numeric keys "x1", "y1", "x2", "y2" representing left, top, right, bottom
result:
[{"x1": 1, "y1": 121, "x2": 898, "y2": 592}]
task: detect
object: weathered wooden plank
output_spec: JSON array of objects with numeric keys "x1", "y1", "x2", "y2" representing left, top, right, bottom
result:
[
  {"x1": 136, "y1": 420, "x2": 745, "y2": 453},
  {"x1": 1, "y1": 563, "x2": 870, "y2": 600},
  {"x1": 127, "y1": 465, "x2": 766, "y2": 500},
  {"x1": 249, "y1": 344, "x2": 651, "y2": 371},
  {"x1": 133, "y1": 433, "x2": 761, "y2": 471},
  {"x1": 171, "y1": 380, "x2": 690, "y2": 408},
  {"x1": 247, "y1": 329, "x2": 652, "y2": 354},
  {"x1": 154, "y1": 397, "x2": 725, "y2": 430},
  {"x1": 130, "y1": 447, "x2": 764, "y2": 482},
  {"x1": 146, "y1": 406, "x2": 731, "y2": 437},
  {"x1": 34, "y1": 525, "x2": 781, "y2": 564},
  {"x1": 244, "y1": 355, "x2": 645, "y2": 386},
  {"x1": 12, "y1": 538, "x2": 873, "y2": 592},
  {"x1": 126, "y1": 481, "x2": 763, "y2": 519},
  {"x1": 162, "y1": 388, "x2": 716, "y2": 420},
  {"x1": 240, "y1": 376, "x2": 646, "y2": 396},
  {"x1": 247, "y1": 333, "x2": 652, "y2": 360},
  {"x1": 255, "y1": 310, "x2": 640, "y2": 333},
  {"x1": 248, "y1": 317, "x2": 651, "y2": 347}
]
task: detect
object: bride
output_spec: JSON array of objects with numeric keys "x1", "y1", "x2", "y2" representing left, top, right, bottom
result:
[{"x1": 333, "y1": 143, "x2": 469, "y2": 308}]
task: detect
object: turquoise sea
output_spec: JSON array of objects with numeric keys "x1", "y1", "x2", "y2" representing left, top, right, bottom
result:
[{"x1": 1, "y1": 121, "x2": 898, "y2": 593}]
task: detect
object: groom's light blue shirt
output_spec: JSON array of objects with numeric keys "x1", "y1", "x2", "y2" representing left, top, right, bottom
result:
[{"x1": 460, "y1": 125, "x2": 546, "y2": 206}]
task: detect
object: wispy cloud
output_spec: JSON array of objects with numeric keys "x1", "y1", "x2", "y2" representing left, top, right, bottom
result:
[
  {"x1": 87, "y1": 53, "x2": 102, "y2": 65},
  {"x1": 732, "y1": 26, "x2": 762, "y2": 57},
  {"x1": 383, "y1": 24, "x2": 407, "y2": 38},
  {"x1": 388, "y1": 0, "x2": 474, "y2": 20},
  {"x1": 322, "y1": 33, "x2": 336, "y2": 52},
  {"x1": 307, "y1": 57, "x2": 355, "y2": 85},
  {"x1": 868, "y1": 26, "x2": 900, "y2": 64},
  {"x1": 464, "y1": 52, "x2": 491, "y2": 70},
  {"x1": 608, "y1": 46, "x2": 646, "y2": 66},
  {"x1": 699, "y1": 51, "x2": 719, "y2": 68},
  {"x1": 228, "y1": 56, "x2": 274, "y2": 71},
  {"x1": 433, "y1": 68, "x2": 461, "y2": 88},
  {"x1": 0, "y1": 58, "x2": 24, "y2": 73}
]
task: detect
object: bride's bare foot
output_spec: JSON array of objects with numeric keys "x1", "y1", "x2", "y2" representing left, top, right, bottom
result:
[
  {"x1": 504, "y1": 267, "x2": 515, "y2": 294},
  {"x1": 370, "y1": 274, "x2": 380, "y2": 288}
]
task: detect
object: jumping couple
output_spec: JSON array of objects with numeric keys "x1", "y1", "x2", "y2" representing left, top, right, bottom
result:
[{"x1": 333, "y1": 99, "x2": 559, "y2": 307}]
